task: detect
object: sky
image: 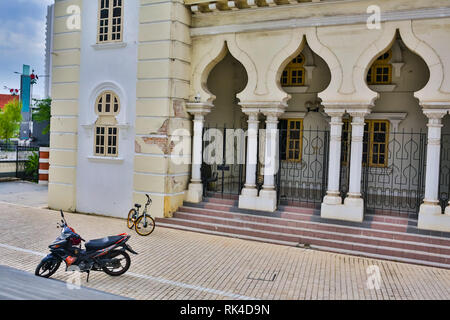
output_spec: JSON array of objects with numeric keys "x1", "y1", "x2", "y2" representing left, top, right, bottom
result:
[{"x1": 0, "y1": 0, "x2": 54, "y2": 99}]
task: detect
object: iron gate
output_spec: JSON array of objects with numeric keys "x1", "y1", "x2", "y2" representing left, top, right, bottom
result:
[
  {"x1": 201, "y1": 126, "x2": 245, "y2": 198},
  {"x1": 361, "y1": 130, "x2": 427, "y2": 215},
  {"x1": 438, "y1": 133, "x2": 450, "y2": 211},
  {"x1": 276, "y1": 127, "x2": 329, "y2": 207},
  {"x1": 0, "y1": 143, "x2": 39, "y2": 181}
]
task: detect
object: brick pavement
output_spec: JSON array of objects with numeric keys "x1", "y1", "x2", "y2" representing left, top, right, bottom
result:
[{"x1": 0, "y1": 201, "x2": 448, "y2": 300}]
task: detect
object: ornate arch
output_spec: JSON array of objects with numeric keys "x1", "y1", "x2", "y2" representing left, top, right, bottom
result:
[
  {"x1": 304, "y1": 27, "x2": 344, "y2": 104},
  {"x1": 355, "y1": 20, "x2": 445, "y2": 107},
  {"x1": 190, "y1": 35, "x2": 257, "y2": 104}
]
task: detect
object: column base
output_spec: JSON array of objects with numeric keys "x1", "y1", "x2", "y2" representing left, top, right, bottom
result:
[
  {"x1": 418, "y1": 203, "x2": 450, "y2": 232},
  {"x1": 238, "y1": 187, "x2": 259, "y2": 211},
  {"x1": 321, "y1": 196, "x2": 364, "y2": 222},
  {"x1": 238, "y1": 188, "x2": 277, "y2": 212},
  {"x1": 185, "y1": 183, "x2": 203, "y2": 203}
]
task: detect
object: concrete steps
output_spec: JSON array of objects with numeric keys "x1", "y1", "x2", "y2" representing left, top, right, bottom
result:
[{"x1": 157, "y1": 198, "x2": 450, "y2": 269}]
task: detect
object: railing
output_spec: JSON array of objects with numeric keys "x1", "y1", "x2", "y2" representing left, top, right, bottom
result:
[{"x1": 0, "y1": 144, "x2": 40, "y2": 182}]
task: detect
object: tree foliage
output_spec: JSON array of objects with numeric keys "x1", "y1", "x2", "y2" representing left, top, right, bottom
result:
[
  {"x1": 0, "y1": 99, "x2": 22, "y2": 143},
  {"x1": 32, "y1": 98, "x2": 51, "y2": 135}
]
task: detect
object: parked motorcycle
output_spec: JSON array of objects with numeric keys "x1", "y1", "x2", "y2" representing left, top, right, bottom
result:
[{"x1": 35, "y1": 210, "x2": 138, "y2": 281}]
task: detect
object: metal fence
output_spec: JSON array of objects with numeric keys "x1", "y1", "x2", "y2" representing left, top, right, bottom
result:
[
  {"x1": 201, "y1": 126, "x2": 246, "y2": 198},
  {"x1": 361, "y1": 130, "x2": 427, "y2": 215},
  {"x1": 0, "y1": 143, "x2": 40, "y2": 182},
  {"x1": 276, "y1": 128, "x2": 329, "y2": 207}
]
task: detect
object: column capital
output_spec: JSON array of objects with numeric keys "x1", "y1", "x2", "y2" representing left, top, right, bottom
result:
[
  {"x1": 423, "y1": 109, "x2": 448, "y2": 120},
  {"x1": 323, "y1": 108, "x2": 345, "y2": 118},
  {"x1": 186, "y1": 102, "x2": 213, "y2": 117},
  {"x1": 347, "y1": 109, "x2": 371, "y2": 120},
  {"x1": 241, "y1": 107, "x2": 260, "y2": 119}
]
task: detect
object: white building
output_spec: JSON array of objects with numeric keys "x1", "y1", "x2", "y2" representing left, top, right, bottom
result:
[{"x1": 47, "y1": 0, "x2": 450, "y2": 254}]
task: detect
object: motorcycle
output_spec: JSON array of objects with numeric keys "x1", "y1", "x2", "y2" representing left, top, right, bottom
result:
[{"x1": 35, "y1": 210, "x2": 138, "y2": 281}]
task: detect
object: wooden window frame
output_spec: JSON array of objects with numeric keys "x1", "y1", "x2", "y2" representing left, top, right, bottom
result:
[
  {"x1": 281, "y1": 53, "x2": 306, "y2": 87},
  {"x1": 94, "y1": 125, "x2": 119, "y2": 157},
  {"x1": 367, "y1": 50, "x2": 392, "y2": 85},
  {"x1": 97, "y1": 0, "x2": 124, "y2": 44},
  {"x1": 286, "y1": 119, "x2": 303, "y2": 162},
  {"x1": 96, "y1": 91, "x2": 120, "y2": 116},
  {"x1": 341, "y1": 119, "x2": 389, "y2": 168},
  {"x1": 367, "y1": 120, "x2": 389, "y2": 168}
]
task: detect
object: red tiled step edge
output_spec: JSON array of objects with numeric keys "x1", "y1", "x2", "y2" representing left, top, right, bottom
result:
[
  {"x1": 156, "y1": 217, "x2": 450, "y2": 269},
  {"x1": 172, "y1": 210, "x2": 450, "y2": 256},
  {"x1": 179, "y1": 204, "x2": 450, "y2": 248}
]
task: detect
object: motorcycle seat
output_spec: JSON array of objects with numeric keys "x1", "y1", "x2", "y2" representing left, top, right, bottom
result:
[{"x1": 85, "y1": 236, "x2": 123, "y2": 252}]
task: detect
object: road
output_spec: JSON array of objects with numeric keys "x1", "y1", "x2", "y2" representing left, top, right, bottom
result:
[{"x1": 0, "y1": 200, "x2": 448, "y2": 300}]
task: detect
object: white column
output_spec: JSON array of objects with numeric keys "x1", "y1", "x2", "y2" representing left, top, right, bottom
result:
[
  {"x1": 345, "y1": 111, "x2": 369, "y2": 201},
  {"x1": 185, "y1": 103, "x2": 212, "y2": 203},
  {"x1": 243, "y1": 112, "x2": 259, "y2": 190},
  {"x1": 341, "y1": 110, "x2": 370, "y2": 222},
  {"x1": 321, "y1": 108, "x2": 368, "y2": 223},
  {"x1": 239, "y1": 110, "x2": 260, "y2": 209},
  {"x1": 418, "y1": 109, "x2": 450, "y2": 232},
  {"x1": 262, "y1": 113, "x2": 279, "y2": 190},
  {"x1": 191, "y1": 114, "x2": 205, "y2": 184},
  {"x1": 422, "y1": 110, "x2": 445, "y2": 208},
  {"x1": 323, "y1": 110, "x2": 345, "y2": 205},
  {"x1": 258, "y1": 111, "x2": 283, "y2": 212}
]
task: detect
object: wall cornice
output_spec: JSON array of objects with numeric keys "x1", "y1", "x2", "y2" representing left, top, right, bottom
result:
[{"x1": 190, "y1": 7, "x2": 450, "y2": 37}]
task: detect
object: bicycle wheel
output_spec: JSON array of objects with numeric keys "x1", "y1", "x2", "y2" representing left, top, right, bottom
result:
[
  {"x1": 135, "y1": 215, "x2": 155, "y2": 236},
  {"x1": 127, "y1": 209, "x2": 137, "y2": 229}
]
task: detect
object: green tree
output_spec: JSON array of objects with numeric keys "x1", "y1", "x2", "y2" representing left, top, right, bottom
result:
[
  {"x1": 0, "y1": 99, "x2": 22, "y2": 145},
  {"x1": 32, "y1": 98, "x2": 51, "y2": 135}
]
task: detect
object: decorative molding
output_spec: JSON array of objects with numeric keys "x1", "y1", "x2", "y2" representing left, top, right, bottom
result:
[
  {"x1": 87, "y1": 156, "x2": 124, "y2": 164},
  {"x1": 279, "y1": 111, "x2": 307, "y2": 119},
  {"x1": 283, "y1": 86, "x2": 309, "y2": 94},
  {"x1": 91, "y1": 42, "x2": 127, "y2": 50},
  {"x1": 369, "y1": 84, "x2": 397, "y2": 92},
  {"x1": 191, "y1": 7, "x2": 450, "y2": 37}
]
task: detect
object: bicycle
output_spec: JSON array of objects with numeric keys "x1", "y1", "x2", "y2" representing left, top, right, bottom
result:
[{"x1": 127, "y1": 194, "x2": 155, "y2": 236}]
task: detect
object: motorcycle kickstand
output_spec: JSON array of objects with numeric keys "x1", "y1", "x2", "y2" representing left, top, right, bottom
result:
[{"x1": 86, "y1": 270, "x2": 90, "y2": 283}]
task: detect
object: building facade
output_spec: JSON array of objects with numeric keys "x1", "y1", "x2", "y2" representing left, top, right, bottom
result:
[{"x1": 48, "y1": 0, "x2": 450, "y2": 233}]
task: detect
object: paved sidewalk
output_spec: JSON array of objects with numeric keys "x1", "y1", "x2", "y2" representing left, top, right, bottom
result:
[
  {"x1": 0, "y1": 180, "x2": 47, "y2": 208},
  {"x1": 0, "y1": 202, "x2": 448, "y2": 300}
]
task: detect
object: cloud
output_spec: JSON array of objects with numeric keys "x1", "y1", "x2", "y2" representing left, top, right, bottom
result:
[{"x1": 0, "y1": 1, "x2": 51, "y2": 98}]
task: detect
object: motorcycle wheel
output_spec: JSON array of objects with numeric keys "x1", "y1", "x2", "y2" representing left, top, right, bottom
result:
[
  {"x1": 102, "y1": 250, "x2": 131, "y2": 276},
  {"x1": 35, "y1": 259, "x2": 61, "y2": 278},
  {"x1": 127, "y1": 209, "x2": 137, "y2": 229},
  {"x1": 135, "y1": 215, "x2": 155, "y2": 236}
]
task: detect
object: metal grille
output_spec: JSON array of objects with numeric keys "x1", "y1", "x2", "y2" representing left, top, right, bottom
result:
[
  {"x1": 276, "y1": 128, "x2": 329, "y2": 207},
  {"x1": 361, "y1": 130, "x2": 427, "y2": 215},
  {"x1": 201, "y1": 126, "x2": 245, "y2": 198},
  {"x1": 438, "y1": 133, "x2": 450, "y2": 211},
  {"x1": 0, "y1": 143, "x2": 39, "y2": 182}
]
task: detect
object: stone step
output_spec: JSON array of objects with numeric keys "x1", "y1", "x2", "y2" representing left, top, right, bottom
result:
[
  {"x1": 183, "y1": 201, "x2": 434, "y2": 235},
  {"x1": 179, "y1": 204, "x2": 450, "y2": 247},
  {"x1": 156, "y1": 217, "x2": 450, "y2": 269},
  {"x1": 173, "y1": 209, "x2": 450, "y2": 256}
]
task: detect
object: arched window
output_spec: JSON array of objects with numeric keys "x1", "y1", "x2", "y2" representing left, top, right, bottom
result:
[
  {"x1": 98, "y1": 0, "x2": 123, "y2": 43},
  {"x1": 96, "y1": 91, "x2": 120, "y2": 115},
  {"x1": 94, "y1": 91, "x2": 120, "y2": 157},
  {"x1": 281, "y1": 53, "x2": 306, "y2": 86},
  {"x1": 367, "y1": 50, "x2": 392, "y2": 85}
]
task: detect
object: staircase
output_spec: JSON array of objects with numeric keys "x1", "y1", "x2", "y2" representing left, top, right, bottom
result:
[{"x1": 156, "y1": 196, "x2": 450, "y2": 269}]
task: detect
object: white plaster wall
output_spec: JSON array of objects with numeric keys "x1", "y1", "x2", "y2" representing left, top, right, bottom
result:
[{"x1": 76, "y1": 0, "x2": 138, "y2": 218}]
